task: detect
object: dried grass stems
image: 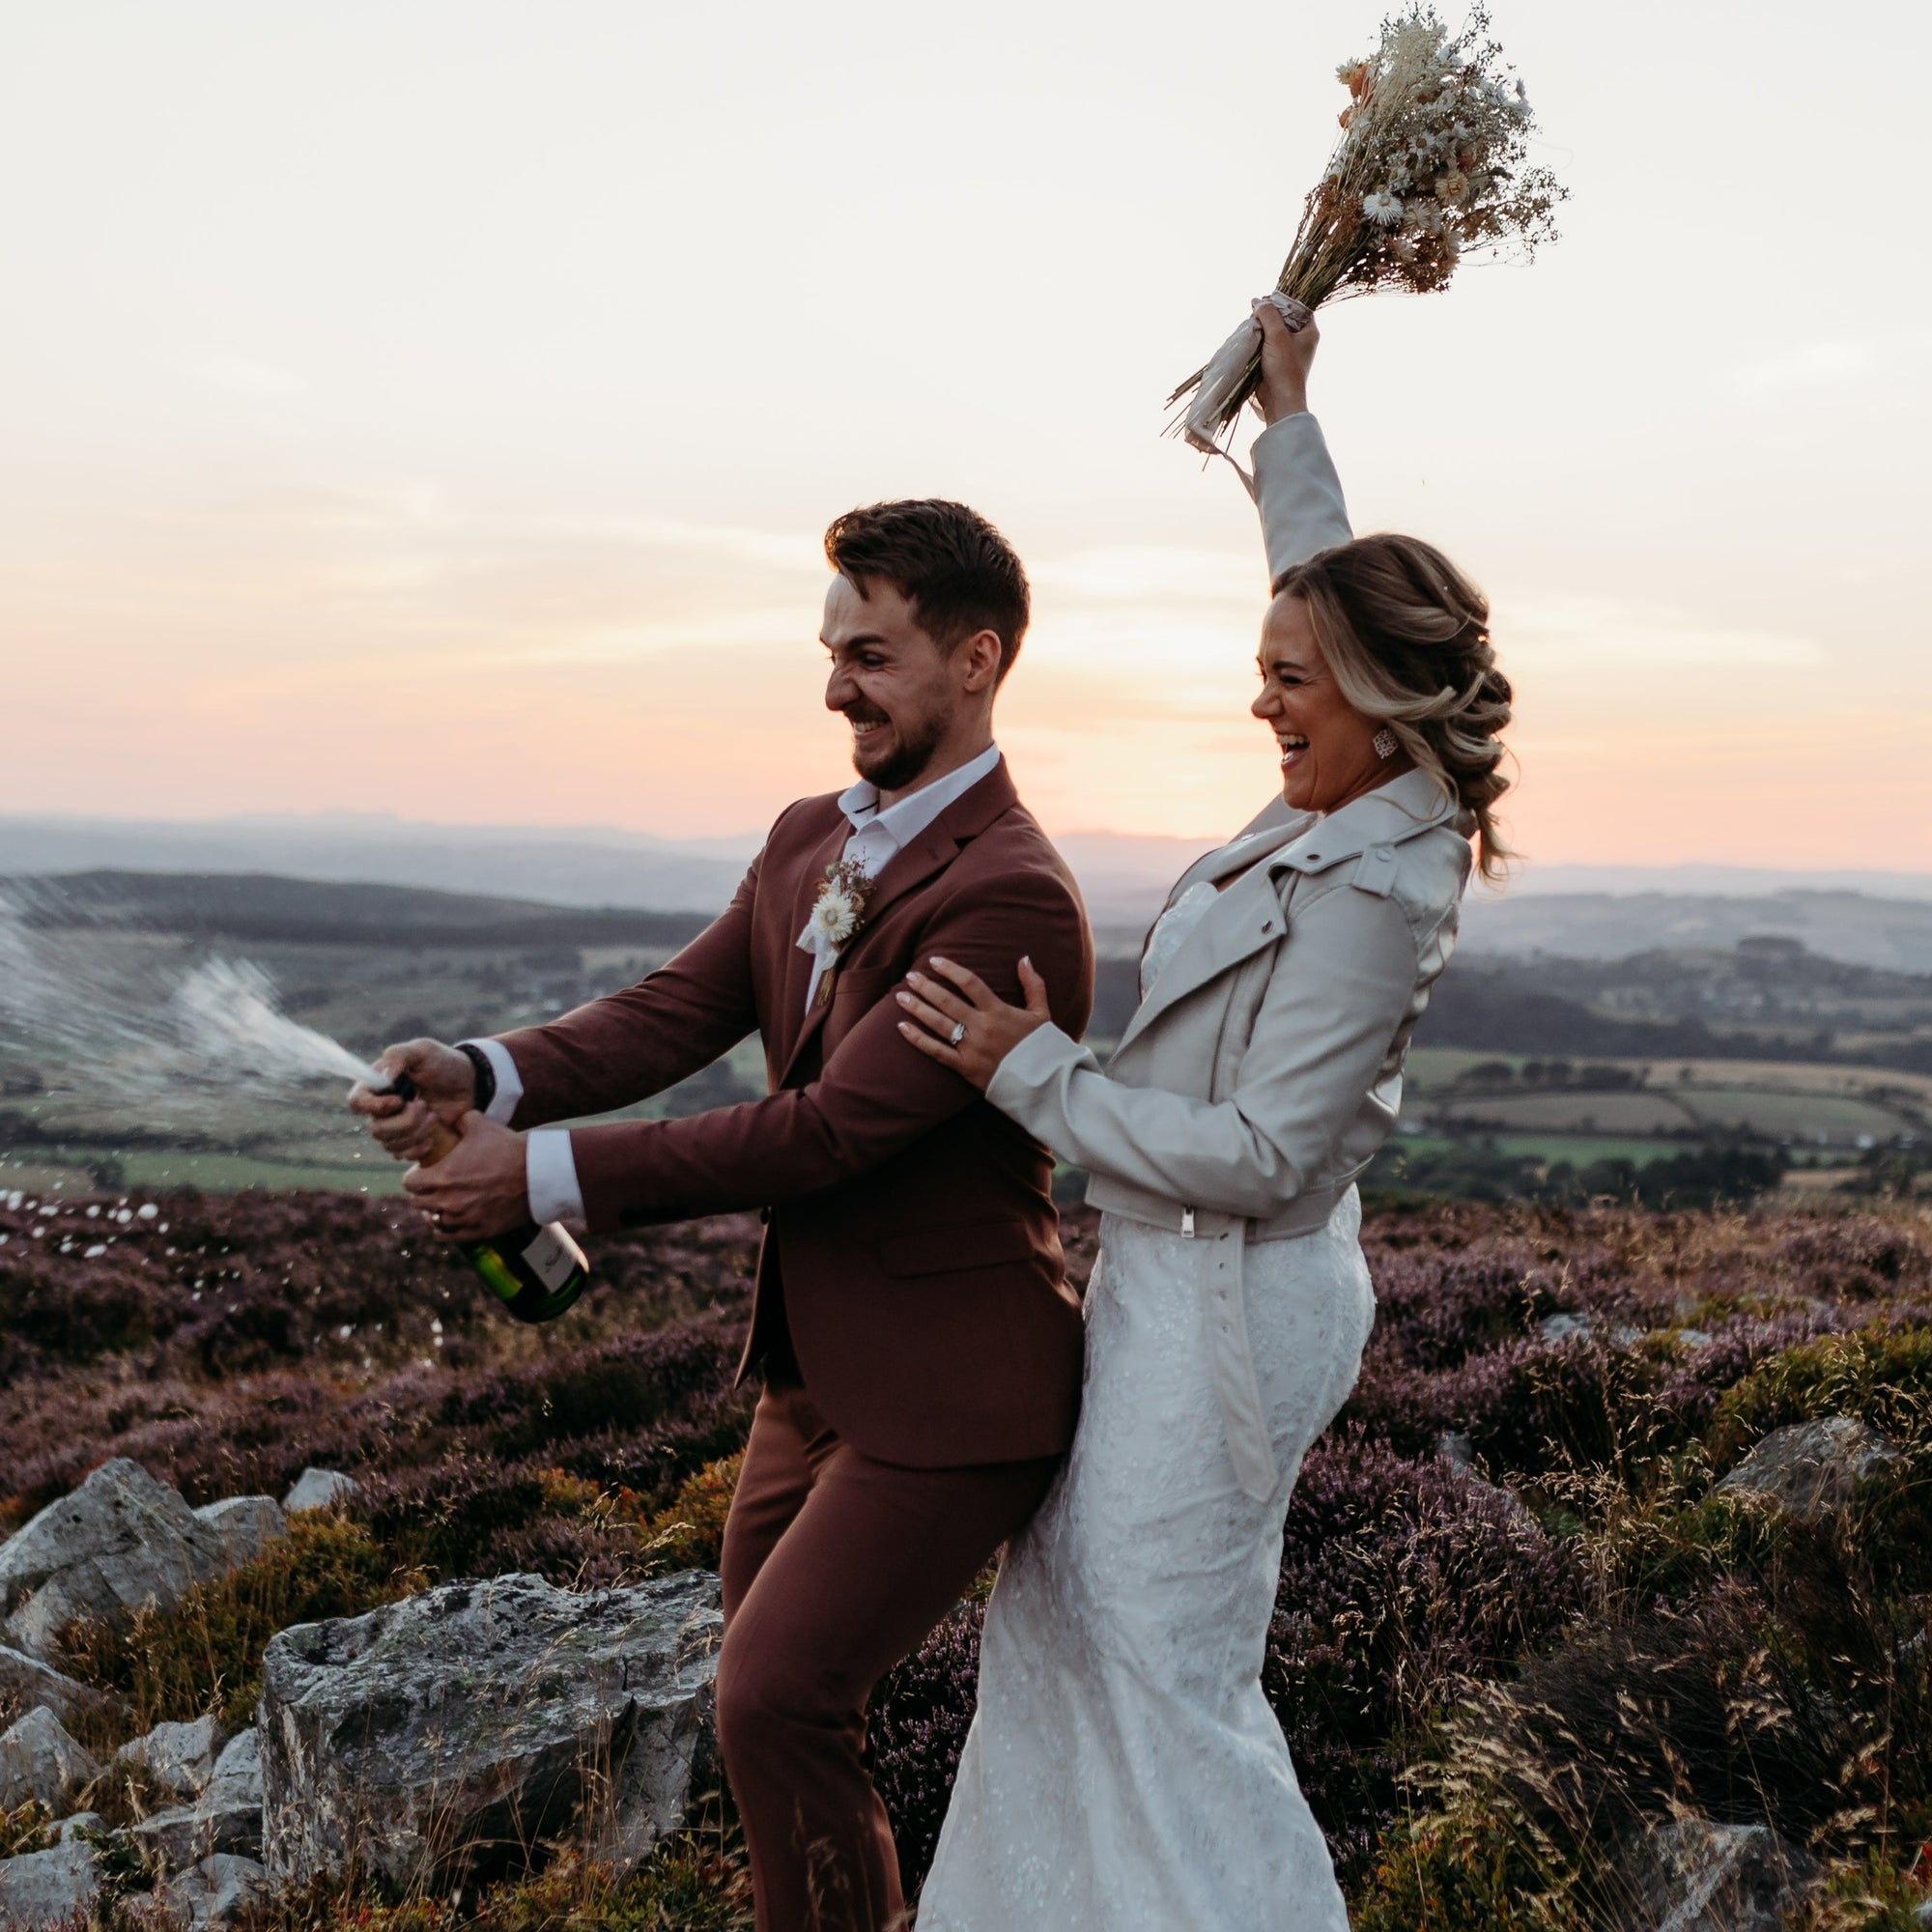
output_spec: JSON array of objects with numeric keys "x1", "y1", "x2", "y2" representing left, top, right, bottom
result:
[{"x1": 1170, "y1": 5, "x2": 1567, "y2": 447}]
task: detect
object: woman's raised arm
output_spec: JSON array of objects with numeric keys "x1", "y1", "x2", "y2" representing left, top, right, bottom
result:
[{"x1": 1249, "y1": 305, "x2": 1353, "y2": 583}]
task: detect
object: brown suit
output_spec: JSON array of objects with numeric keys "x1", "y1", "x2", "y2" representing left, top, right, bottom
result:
[{"x1": 494, "y1": 758, "x2": 1091, "y2": 1929}]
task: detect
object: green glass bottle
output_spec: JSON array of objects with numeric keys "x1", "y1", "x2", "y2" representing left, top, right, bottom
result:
[{"x1": 388, "y1": 1072, "x2": 588, "y2": 1323}]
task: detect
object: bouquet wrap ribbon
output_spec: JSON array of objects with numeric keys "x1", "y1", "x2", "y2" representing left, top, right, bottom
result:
[{"x1": 1181, "y1": 292, "x2": 1314, "y2": 495}]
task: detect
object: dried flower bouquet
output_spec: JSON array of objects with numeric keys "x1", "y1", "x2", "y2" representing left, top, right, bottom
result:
[{"x1": 1171, "y1": 6, "x2": 1566, "y2": 456}]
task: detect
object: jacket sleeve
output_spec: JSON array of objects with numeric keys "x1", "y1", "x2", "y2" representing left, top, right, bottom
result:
[
  {"x1": 489, "y1": 848, "x2": 764, "y2": 1128},
  {"x1": 1252, "y1": 412, "x2": 1353, "y2": 587},
  {"x1": 985, "y1": 879, "x2": 1417, "y2": 1219},
  {"x1": 560, "y1": 867, "x2": 1092, "y2": 1230}
]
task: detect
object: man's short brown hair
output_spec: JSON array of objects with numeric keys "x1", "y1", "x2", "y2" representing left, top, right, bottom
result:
[{"x1": 823, "y1": 498, "x2": 1029, "y2": 682}]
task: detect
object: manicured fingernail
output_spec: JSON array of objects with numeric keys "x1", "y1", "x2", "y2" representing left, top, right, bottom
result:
[
  {"x1": 896, "y1": 991, "x2": 912, "y2": 1006},
  {"x1": 930, "y1": 956, "x2": 950, "y2": 968}
]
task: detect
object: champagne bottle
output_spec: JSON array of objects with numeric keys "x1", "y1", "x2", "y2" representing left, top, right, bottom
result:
[{"x1": 386, "y1": 1071, "x2": 588, "y2": 1324}]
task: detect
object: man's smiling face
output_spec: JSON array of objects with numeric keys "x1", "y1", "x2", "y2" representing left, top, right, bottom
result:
[{"x1": 820, "y1": 574, "x2": 964, "y2": 796}]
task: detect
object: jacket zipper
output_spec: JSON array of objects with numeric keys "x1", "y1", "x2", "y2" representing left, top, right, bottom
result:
[{"x1": 1181, "y1": 1208, "x2": 1196, "y2": 1237}]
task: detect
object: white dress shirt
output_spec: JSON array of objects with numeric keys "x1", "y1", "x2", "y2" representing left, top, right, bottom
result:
[{"x1": 467, "y1": 743, "x2": 1004, "y2": 1228}]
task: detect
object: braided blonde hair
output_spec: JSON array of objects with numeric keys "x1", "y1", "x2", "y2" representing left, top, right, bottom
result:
[{"x1": 1272, "y1": 534, "x2": 1515, "y2": 880}]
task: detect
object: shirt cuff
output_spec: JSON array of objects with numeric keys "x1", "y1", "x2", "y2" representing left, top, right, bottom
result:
[
  {"x1": 526, "y1": 1128, "x2": 585, "y2": 1227},
  {"x1": 460, "y1": 1037, "x2": 523, "y2": 1124}
]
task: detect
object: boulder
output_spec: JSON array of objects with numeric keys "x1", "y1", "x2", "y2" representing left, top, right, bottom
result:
[
  {"x1": 0, "y1": 1838, "x2": 101, "y2": 1930},
  {"x1": 1716, "y1": 1417, "x2": 1904, "y2": 1521},
  {"x1": 115, "y1": 1714, "x2": 226, "y2": 1801},
  {"x1": 0, "y1": 1460, "x2": 224, "y2": 1660},
  {"x1": 0, "y1": 1706, "x2": 100, "y2": 1810},
  {"x1": 260, "y1": 1569, "x2": 722, "y2": 1889},
  {"x1": 155, "y1": 1854, "x2": 269, "y2": 1930},
  {"x1": 131, "y1": 1728, "x2": 263, "y2": 1870},
  {"x1": 192, "y1": 1496, "x2": 286, "y2": 1569},
  {"x1": 280, "y1": 1469, "x2": 356, "y2": 1514},
  {"x1": 1435, "y1": 1430, "x2": 1475, "y2": 1470},
  {"x1": 55, "y1": 1811, "x2": 104, "y2": 1842},
  {"x1": 1539, "y1": 1310, "x2": 1643, "y2": 1349},
  {"x1": 0, "y1": 1642, "x2": 121, "y2": 1729},
  {"x1": 1618, "y1": 1816, "x2": 1818, "y2": 1932}
]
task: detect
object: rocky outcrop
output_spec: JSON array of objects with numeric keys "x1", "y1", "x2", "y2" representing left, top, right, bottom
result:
[
  {"x1": 1618, "y1": 1815, "x2": 1819, "y2": 1931},
  {"x1": 0, "y1": 1706, "x2": 100, "y2": 1810},
  {"x1": 259, "y1": 1569, "x2": 722, "y2": 1889},
  {"x1": 280, "y1": 1469, "x2": 356, "y2": 1514},
  {"x1": 155, "y1": 1853, "x2": 269, "y2": 1930},
  {"x1": 0, "y1": 1642, "x2": 121, "y2": 1729},
  {"x1": 1716, "y1": 1416, "x2": 1904, "y2": 1520},
  {"x1": 131, "y1": 1728, "x2": 264, "y2": 1869},
  {"x1": 0, "y1": 1460, "x2": 227, "y2": 1659},
  {"x1": 115, "y1": 1715, "x2": 227, "y2": 1801},
  {"x1": 192, "y1": 1496, "x2": 287, "y2": 1569},
  {"x1": 0, "y1": 1838, "x2": 101, "y2": 1930}
]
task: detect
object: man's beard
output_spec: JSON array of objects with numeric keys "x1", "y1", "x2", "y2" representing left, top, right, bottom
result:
[{"x1": 849, "y1": 711, "x2": 944, "y2": 792}]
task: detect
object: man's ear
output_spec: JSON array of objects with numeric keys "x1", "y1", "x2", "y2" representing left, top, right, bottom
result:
[{"x1": 957, "y1": 627, "x2": 1004, "y2": 694}]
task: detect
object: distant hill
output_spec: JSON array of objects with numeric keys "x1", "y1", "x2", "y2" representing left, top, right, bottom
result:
[
  {"x1": 5, "y1": 871, "x2": 709, "y2": 951},
  {"x1": 1458, "y1": 891, "x2": 1932, "y2": 975}
]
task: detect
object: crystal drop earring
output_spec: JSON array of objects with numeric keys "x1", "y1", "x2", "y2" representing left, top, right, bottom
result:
[{"x1": 1373, "y1": 727, "x2": 1399, "y2": 760}]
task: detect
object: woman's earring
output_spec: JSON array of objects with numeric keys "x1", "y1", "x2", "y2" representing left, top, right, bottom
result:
[{"x1": 1373, "y1": 727, "x2": 1399, "y2": 760}]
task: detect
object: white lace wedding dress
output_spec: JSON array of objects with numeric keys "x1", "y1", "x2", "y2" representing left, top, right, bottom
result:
[{"x1": 916, "y1": 880, "x2": 1377, "y2": 1931}]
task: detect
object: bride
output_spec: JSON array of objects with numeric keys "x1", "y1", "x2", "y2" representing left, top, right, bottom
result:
[{"x1": 893, "y1": 302, "x2": 1515, "y2": 1929}]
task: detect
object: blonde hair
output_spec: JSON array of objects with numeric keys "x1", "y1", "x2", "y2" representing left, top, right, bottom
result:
[{"x1": 1273, "y1": 534, "x2": 1514, "y2": 880}]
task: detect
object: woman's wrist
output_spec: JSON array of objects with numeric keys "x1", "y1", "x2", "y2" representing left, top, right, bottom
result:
[{"x1": 1258, "y1": 385, "x2": 1309, "y2": 425}]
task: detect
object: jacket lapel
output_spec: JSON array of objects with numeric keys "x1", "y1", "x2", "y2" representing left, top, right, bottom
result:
[
  {"x1": 775, "y1": 760, "x2": 1020, "y2": 1084},
  {"x1": 1112, "y1": 772, "x2": 1459, "y2": 1057},
  {"x1": 774, "y1": 813, "x2": 859, "y2": 1066}
]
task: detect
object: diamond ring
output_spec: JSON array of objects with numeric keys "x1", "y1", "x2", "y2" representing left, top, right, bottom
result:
[{"x1": 949, "y1": 1021, "x2": 968, "y2": 1047}]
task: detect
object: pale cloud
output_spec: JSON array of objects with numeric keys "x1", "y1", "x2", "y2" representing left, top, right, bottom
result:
[
  {"x1": 1032, "y1": 545, "x2": 1261, "y2": 605},
  {"x1": 1726, "y1": 329, "x2": 1932, "y2": 398},
  {"x1": 193, "y1": 355, "x2": 308, "y2": 399},
  {"x1": 1497, "y1": 591, "x2": 1824, "y2": 668},
  {"x1": 533, "y1": 512, "x2": 824, "y2": 574}
]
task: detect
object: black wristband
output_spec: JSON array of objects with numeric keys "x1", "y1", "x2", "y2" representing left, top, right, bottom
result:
[{"x1": 456, "y1": 1041, "x2": 497, "y2": 1114}]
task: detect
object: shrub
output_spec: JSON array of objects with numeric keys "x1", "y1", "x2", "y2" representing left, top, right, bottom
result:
[
  {"x1": 1708, "y1": 1325, "x2": 1932, "y2": 1466},
  {"x1": 60, "y1": 1514, "x2": 420, "y2": 1736},
  {"x1": 0, "y1": 1800, "x2": 56, "y2": 1860},
  {"x1": 645, "y1": 1453, "x2": 744, "y2": 1574},
  {"x1": 868, "y1": 1598, "x2": 986, "y2": 1898}
]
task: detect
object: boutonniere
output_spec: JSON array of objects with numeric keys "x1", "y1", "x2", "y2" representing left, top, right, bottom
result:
[{"x1": 808, "y1": 858, "x2": 876, "y2": 953}]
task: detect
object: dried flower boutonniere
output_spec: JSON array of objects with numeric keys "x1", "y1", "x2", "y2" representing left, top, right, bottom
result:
[{"x1": 808, "y1": 858, "x2": 876, "y2": 953}]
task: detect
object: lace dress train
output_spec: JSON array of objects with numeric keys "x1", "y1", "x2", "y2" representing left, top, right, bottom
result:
[{"x1": 916, "y1": 1194, "x2": 1376, "y2": 1930}]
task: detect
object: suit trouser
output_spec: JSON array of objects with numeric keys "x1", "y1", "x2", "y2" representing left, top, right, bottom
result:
[{"x1": 717, "y1": 1379, "x2": 1060, "y2": 1932}]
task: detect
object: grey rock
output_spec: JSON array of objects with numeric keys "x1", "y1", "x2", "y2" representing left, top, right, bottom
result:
[
  {"x1": 1677, "y1": 1328, "x2": 1714, "y2": 1351},
  {"x1": 115, "y1": 1714, "x2": 227, "y2": 1800},
  {"x1": 280, "y1": 1468, "x2": 357, "y2": 1514},
  {"x1": 1619, "y1": 1816, "x2": 1818, "y2": 1932},
  {"x1": 260, "y1": 1569, "x2": 722, "y2": 1890},
  {"x1": 192, "y1": 1495, "x2": 286, "y2": 1569},
  {"x1": 1435, "y1": 1431, "x2": 1474, "y2": 1470},
  {"x1": 0, "y1": 1705, "x2": 100, "y2": 1809},
  {"x1": 1716, "y1": 1416, "x2": 1905, "y2": 1521},
  {"x1": 157, "y1": 1854, "x2": 269, "y2": 1930},
  {"x1": 0, "y1": 1839, "x2": 101, "y2": 1930},
  {"x1": 1538, "y1": 1310, "x2": 1643, "y2": 1349},
  {"x1": 55, "y1": 1810, "x2": 104, "y2": 1842},
  {"x1": 0, "y1": 1460, "x2": 225, "y2": 1660},
  {"x1": 132, "y1": 1729, "x2": 263, "y2": 1870},
  {"x1": 0, "y1": 1642, "x2": 121, "y2": 1729}
]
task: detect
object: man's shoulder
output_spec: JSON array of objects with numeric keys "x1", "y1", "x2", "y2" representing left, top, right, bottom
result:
[
  {"x1": 959, "y1": 800, "x2": 1085, "y2": 905},
  {"x1": 764, "y1": 790, "x2": 849, "y2": 854}
]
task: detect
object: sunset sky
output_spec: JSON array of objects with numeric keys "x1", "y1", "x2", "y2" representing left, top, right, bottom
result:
[{"x1": 2, "y1": 0, "x2": 1927, "y2": 870}]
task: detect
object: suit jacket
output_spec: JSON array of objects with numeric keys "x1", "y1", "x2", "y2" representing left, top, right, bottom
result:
[{"x1": 493, "y1": 759, "x2": 1094, "y2": 1467}]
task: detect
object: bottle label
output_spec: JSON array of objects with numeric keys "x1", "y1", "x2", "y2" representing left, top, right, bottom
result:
[{"x1": 521, "y1": 1222, "x2": 586, "y2": 1293}]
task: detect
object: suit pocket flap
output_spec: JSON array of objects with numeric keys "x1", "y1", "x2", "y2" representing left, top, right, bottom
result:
[{"x1": 878, "y1": 1221, "x2": 1037, "y2": 1277}]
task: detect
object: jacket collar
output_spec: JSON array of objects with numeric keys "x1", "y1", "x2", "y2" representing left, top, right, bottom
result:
[{"x1": 1112, "y1": 768, "x2": 1458, "y2": 1058}]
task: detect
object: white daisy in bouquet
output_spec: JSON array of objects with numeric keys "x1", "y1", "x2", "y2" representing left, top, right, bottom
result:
[{"x1": 1172, "y1": 6, "x2": 1567, "y2": 456}]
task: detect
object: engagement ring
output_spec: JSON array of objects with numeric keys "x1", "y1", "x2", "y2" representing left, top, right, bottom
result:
[{"x1": 949, "y1": 1021, "x2": 968, "y2": 1046}]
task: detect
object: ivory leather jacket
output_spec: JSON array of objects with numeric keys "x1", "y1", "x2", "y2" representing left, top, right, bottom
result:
[{"x1": 985, "y1": 412, "x2": 1474, "y2": 1495}]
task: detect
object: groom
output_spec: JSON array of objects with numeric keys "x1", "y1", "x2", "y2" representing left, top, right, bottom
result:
[{"x1": 352, "y1": 496, "x2": 1093, "y2": 1931}]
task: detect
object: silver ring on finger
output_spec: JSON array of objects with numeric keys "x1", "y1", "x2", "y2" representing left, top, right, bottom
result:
[{"x1": 949, "y1": 1020, "x2": 967, "y2": 1047}]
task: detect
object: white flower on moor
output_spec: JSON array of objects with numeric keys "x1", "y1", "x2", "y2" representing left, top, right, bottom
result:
[{"x1": 1169, "y1": 4, "x2": 1567, "y2": 452}]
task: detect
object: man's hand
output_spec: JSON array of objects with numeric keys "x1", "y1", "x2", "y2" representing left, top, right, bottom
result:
[
  {"x1": 402, "y1": 1113, "x2": 532, "y2": 1242},
  {"x1": 1255, "y1": 300, "x2": 1320, "y2": 424},
  {"x1": 348, "y1": 1037, "x2": 476, "y2": 1164}
]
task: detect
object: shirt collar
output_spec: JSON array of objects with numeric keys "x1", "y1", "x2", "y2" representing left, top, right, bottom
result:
[{"x1": 837, "y1": 742, "x2": 1004, "y2": 844}]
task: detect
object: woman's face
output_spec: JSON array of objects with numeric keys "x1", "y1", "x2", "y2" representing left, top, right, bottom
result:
[{"x1": 1254, "y1": 591, "x2": 1398, "y2": 814}]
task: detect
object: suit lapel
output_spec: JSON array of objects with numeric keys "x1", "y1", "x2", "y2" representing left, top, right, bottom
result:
[
  {"x1": 774, "y1": 760, "x2": 1020, "y2": 1086},
  {"x1": 773, "y1": 813, "x2": 857, "y2": 1068}
]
